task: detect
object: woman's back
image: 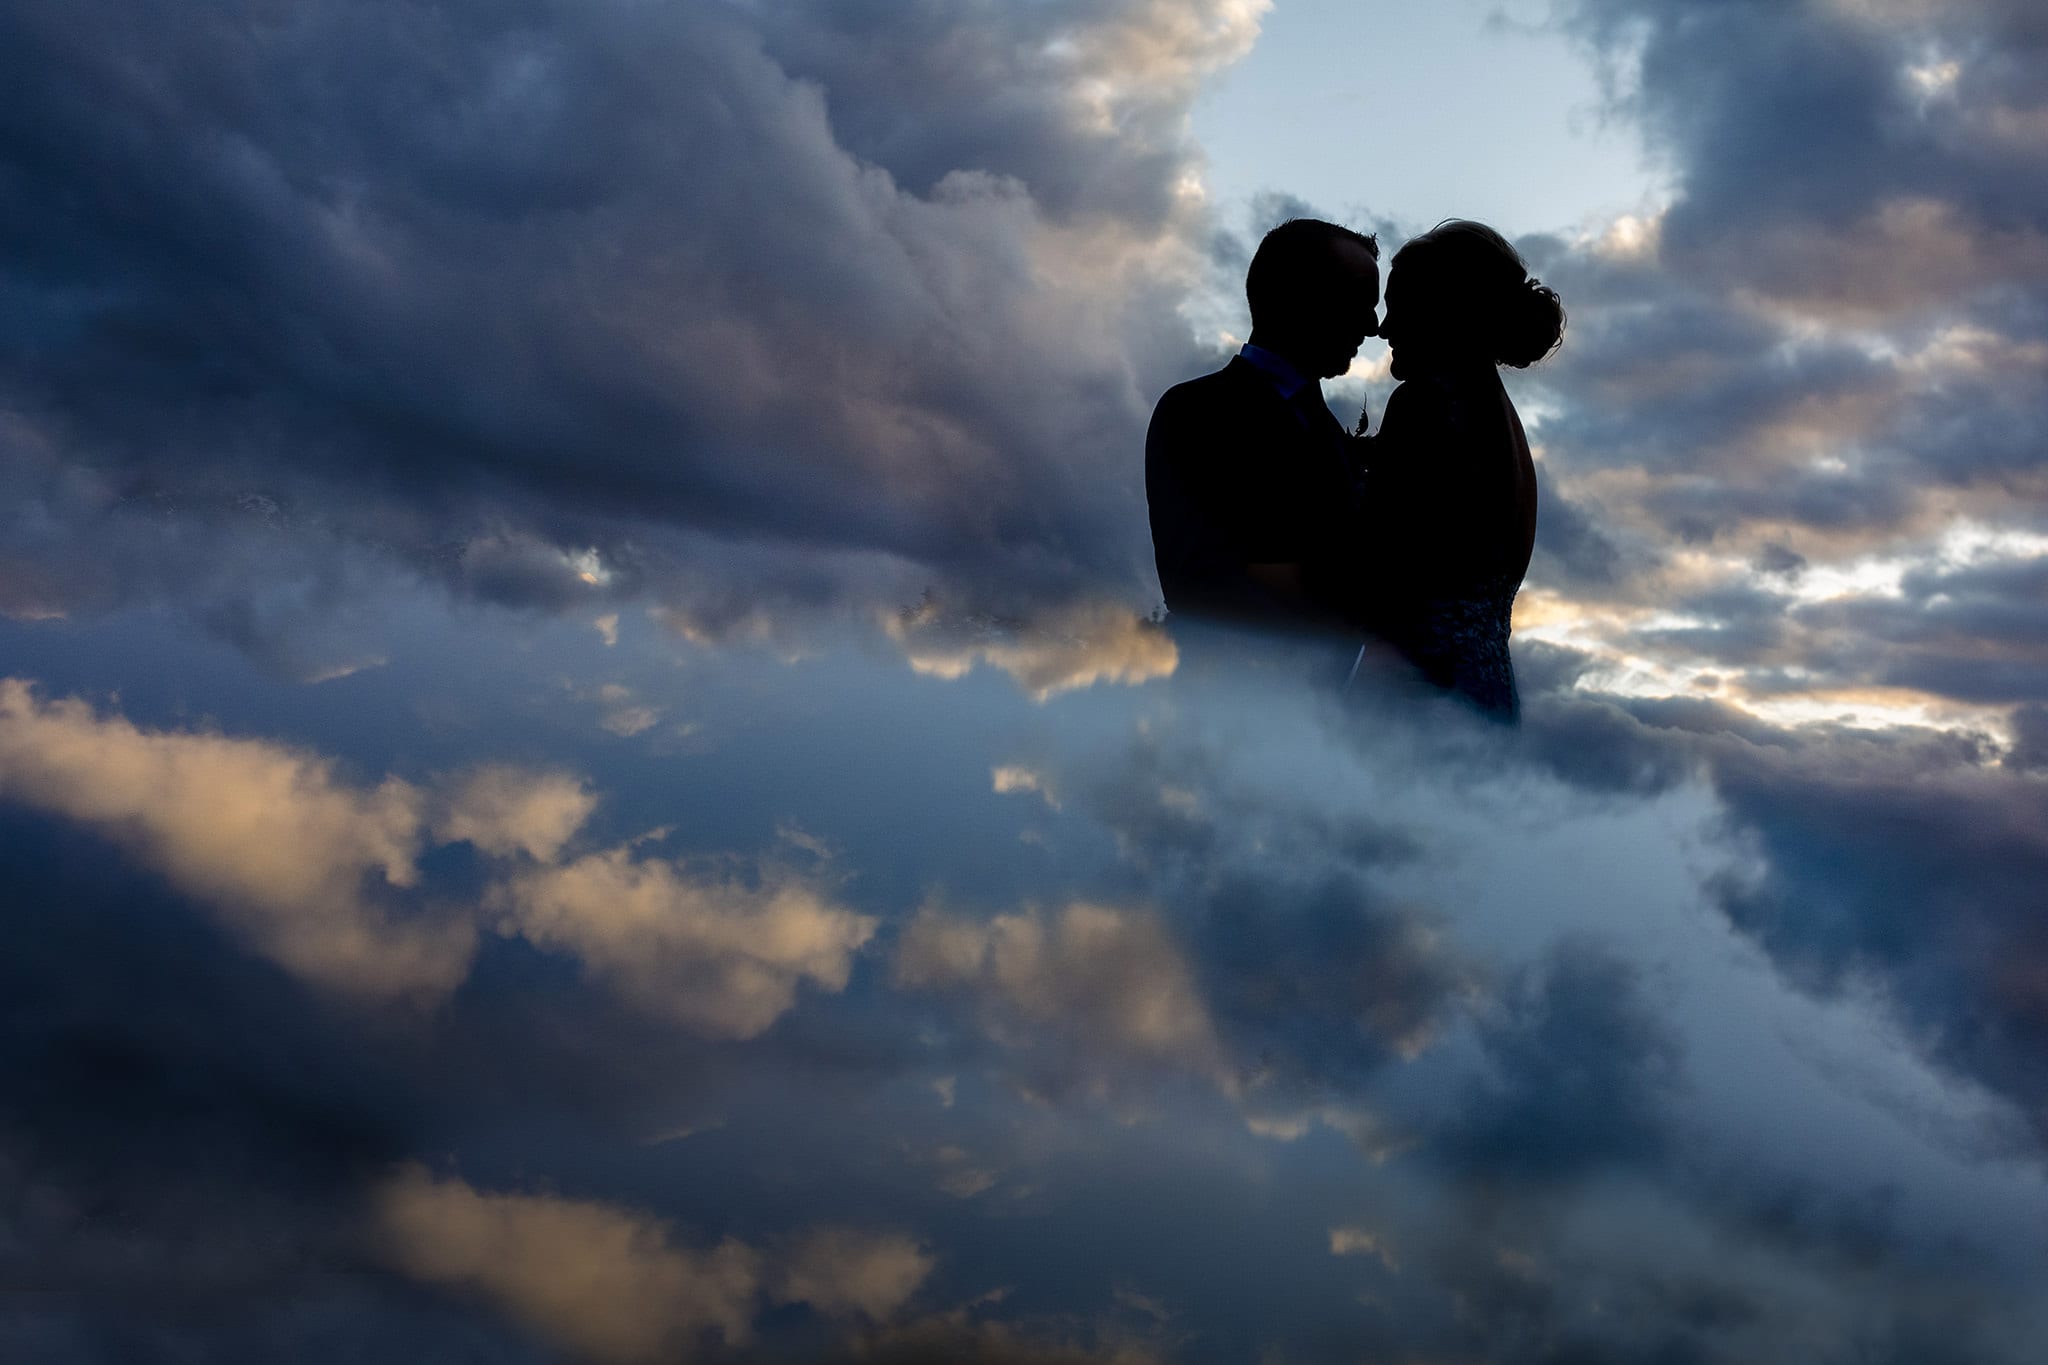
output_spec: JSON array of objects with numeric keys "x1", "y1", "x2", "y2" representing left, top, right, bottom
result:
[{"x1": 1367, "y1": 368, "x2": 1534, "y2": 591}]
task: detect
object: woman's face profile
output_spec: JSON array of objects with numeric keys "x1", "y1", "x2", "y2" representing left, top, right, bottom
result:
[
  {"x1": 1379, "y1": 266, "x2": 1430, "y2": 380},
  {"x1": 1380, "y1": 261, "x2": 1474, "y2": 380}
]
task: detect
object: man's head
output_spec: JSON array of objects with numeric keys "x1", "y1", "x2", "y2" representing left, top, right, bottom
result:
[{"x1": 1244, "y1": 219, "x2": 1381, "y2": 379}]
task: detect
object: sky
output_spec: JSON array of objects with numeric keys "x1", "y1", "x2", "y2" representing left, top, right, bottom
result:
[
  {"x1": 3, "y1": 1, "x2": 2047, "y2": 1362},
  {"x1": 1192, "y1": 0, "x2": 1657, "y2": 235}
]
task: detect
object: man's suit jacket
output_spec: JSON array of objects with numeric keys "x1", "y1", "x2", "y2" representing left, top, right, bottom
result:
[{"x1": 1145, "y1": 356, "x2": 1358, "y2": 624}]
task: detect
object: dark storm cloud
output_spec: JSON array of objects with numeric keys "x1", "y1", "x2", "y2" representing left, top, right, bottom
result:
[
  {"x1": 0, "y1": 717, "x2": 1032, "y2": 1360},
  {"x1": 1480, "y1": 0, "x2": 2048, "y2": 719},
  {"x1": 1055, "y1": 726, "x2": 1465, "y2": 1105},
  {"x1": 1565, "y1": 547, "x2": 2048, "y2": 708},
  {"x1": 1566, "y1": 0, "x2": 2048, "y2": 306},
  {"x1": 1798, "y1": 553, "x2": 2048, "y2": 702},
  {"x1": 1528, "y1": 462, "x2": 1629, "y2": 589},
  {"x1": 894, "y1": 719, "x2": 1468, "y2": 1126},
  {"x1": 11, "y1": 2, "x2": 2048, "y2": 1357},
  {"x1": 1434, "y1": 938, "x2": 1681, "y2": 1184},
  {"x1": 1516, "y1": 683, "x2": 2048, "y2": 1155},
  {"x1": 1702, "y1": 726, "x2": 2048, "y2": 1147},
  {"x1": 9, "y1": 625, "x2": 2048, "y2": 1361},
  {"x1": 0, "y1": 805, "x2": 551, "y2": 1362},
  {"x1": 2007, "y1": 702, "x2": 2048, "y2": 769},
  {"x1": 0, "y1": 0, "x2": 1251, "y2": 632},
  {"x1": 747, "y1": 0, "x2": 1225, "y2": 228}
]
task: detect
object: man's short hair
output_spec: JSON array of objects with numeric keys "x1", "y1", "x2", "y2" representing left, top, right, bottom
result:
[{"x1": 1245, "y1": 218, "x2": 1380, "y2": 330}]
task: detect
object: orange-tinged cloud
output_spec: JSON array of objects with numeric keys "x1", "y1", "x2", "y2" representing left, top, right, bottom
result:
[
  {"x1": 375, "y1": 1166, "x2": 762, "y2": 1364},
  {"x1": 0, "y1": 677, "x2": 470, "y2": 1001},
  {"x1": 774, "y1": 1226, "x2": 935, "y2": 1322},
  {"x1": 376, "y1": 1169, "x2": 937, "y2": 1362},
  {"x1": 435, "y1": 764, "x2": 598, "y2": 862},
  {"x1": 887, "y1": 601, "x2": 1177, "y2": 700},
  {"x1": 489, "y1": 847, "x2": 877, "y2": 1038},
  {"x1": 894, "y1": 900, "x2": 1228, "y2": 1096}
]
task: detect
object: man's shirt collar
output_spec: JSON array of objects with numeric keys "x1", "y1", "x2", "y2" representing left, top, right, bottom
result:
[{"x1": 1237, "y1": 342, "x2": 1313, "y2": 400}]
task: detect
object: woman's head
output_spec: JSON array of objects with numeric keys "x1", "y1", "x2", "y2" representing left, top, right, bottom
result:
[{"x1": 1380, "y1": 220, "x2": 1564, "y2": 379}]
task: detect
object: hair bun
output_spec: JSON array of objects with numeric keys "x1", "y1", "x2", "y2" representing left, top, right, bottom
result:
[
  {"x1": 1392, "y1": 220, "x2": 1567, "y2": 369},
  {"x1": 1499, "y1": 277, "x2": 1566, "y2": 368}
]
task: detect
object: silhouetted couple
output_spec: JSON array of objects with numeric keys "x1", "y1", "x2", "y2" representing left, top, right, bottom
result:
[{"x1": 1146, "y1": 218, "x2": 1565, "y2": 721}]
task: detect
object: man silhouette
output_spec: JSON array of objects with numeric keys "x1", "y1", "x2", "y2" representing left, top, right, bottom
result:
[{"x1": 1145, "y1": 219, "x2": 1380, "y2": 630}]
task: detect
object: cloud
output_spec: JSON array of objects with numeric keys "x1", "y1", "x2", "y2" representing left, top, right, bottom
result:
[
  {"x1": 13, "y1": 2, "x2": 2048, "y2": 1358},
  {"x1": 888, "y1": 600, "x2": 1178, "y2": 699},
  {"x1": 998, "y1": 721, "x2": 1465, "y2": 1123},
  {"x1": 374, "y1": 1166, "x2": 763, "y2": 1364},
  {"x1": 1518, "y1": 686, "x2": 2048, "y2": 1153},
  {"x1": 773, "y1": 1226, "x2": 935, "y2": 1323},
  {"x1": 750, "y1": 0, "x2": 1268, "y2": 224},
  {"x1": 895, "y1": 712, "x2": 1473, "y2": 1148},
  {"x1": 1699, "y1": 723, "x2": 2048, "y2": 1146},
  {"x1": 1468, "y1": 0, "x2": 2048, "y2": 724},
  {"x1": 1327, "y1": 1225, "x2": 1400, "y2": 1272},
  {"x1": 435, "y1": 764, "x2": 597, "y2": 862},
  {"x1": 376, "y1": 1169, "x2": 938, "y2": 1362},
  {"x1": 991, "y1": 764, "x2": 1062, "y2": 809},
  {"x1": 1198, "y1": 868, "x2": 1465, "y2": 1100},
  {"x1": 847, "y1": 1317, "x2": 1168, "y2": 1365},
  {"x1": 0, "y1": 677, "x2": 470, "y2": 1001},
  {"x1": 894, "y1": 900, "x2": 1229, "y2": 1101},
  {"x1": 0, "y1": 677, "x2": 881, "y2": 1039},
  {"x1": 489, "y1": 845, "x2": 877, "y2": 1038},
  {"x1": 1434, "y1": 938, "x2": 1682, "y2": 1185},
  {"x1": 0, "y1": 0, "x2": 1262, "y2": 627}
]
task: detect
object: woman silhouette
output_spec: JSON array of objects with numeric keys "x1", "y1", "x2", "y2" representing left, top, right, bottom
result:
[{"x1": 1351, "y1": 220, "x2": 1564, "y2": 721}]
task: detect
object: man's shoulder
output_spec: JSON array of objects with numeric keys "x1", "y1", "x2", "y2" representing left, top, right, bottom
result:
[
  {"x1": 1155, "y1": 361, "x2": 1234, "y2": 405},
  {"x1": 1151, "y1": 358, "x2": 1269, "y2": 426}
]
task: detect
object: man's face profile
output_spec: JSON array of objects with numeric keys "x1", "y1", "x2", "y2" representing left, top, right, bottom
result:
[
  {"x1": 1271, "y1": 237, "x2": 1380, "y2": 379},
  {"x1": 1244, "y1": 222, "x2": 1382, "y2": 379},
  {"x1": 1315, "y1": 238, "x2": 1382, "y2": 378}
]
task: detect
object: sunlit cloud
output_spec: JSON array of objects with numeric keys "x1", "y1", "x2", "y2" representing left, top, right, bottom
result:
[
  {"x1": 772, "y1": 1226, "x2": 935, "y2": 1323},
  {"x1": 376, "y1": 1166, "x2": 764, "y2": 1364},
  {"x1": 1581, "y1": 208, "x2": 1664, "y2": 263},
  {"x1": 1328, "y1": 1225, "x2": 1401, "y2": 1272},
  {"x1": 887, "y1": 599, "x2": 1177, "y2": 699},
  {"x1": 434, "y1": 764, "x2": 597, "y2": 863},
  {"x1": 991, "y1": 763, "x2": 1063, "y2": 810},
  {"x1": 894, "y1": 900, "x2": 1230, "y2": 1102},
  {"x1": 489, "y1": 844, "x2": 876, "y2": 1038},
  {"x1": 0, "y1": 678, "x2": 470, "y2": 1002},
  {"x1": 594, "y1": 684, "x2": 664, "y2": 738},
  {"x1": 376, "y1": 1168, "x2": 937, "y2": 1363}
]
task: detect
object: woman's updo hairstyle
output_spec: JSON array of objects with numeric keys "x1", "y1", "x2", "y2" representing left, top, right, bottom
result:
[{"x1": 1392, "y1": 219, "x2": 1565, "y2": 368}]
